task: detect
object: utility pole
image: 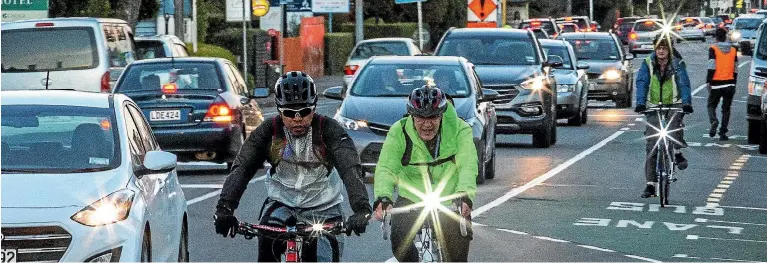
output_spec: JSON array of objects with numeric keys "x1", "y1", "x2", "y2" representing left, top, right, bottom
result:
[
  {"x1": 417, "y1": 1, "x2": 423, "y2": 50},
  {"x1": 567, "y1": 0, "x2": 572, "y2": 15},
  {"x1": 355, "y1": 0, "x2": 363, "y2": 43},
  {"x1": 589, "y1": 0, "x2": 593, "y2": 22},
  {"x1": 242, "y1": 0, "x2": 248, "y2": 82}
]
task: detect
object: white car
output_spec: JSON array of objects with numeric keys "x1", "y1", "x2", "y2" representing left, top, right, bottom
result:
[
  {"x1": 676, "y1": 17, "x2": 707, "y2": 42},
  {"x1": 1, "y1": 90, "x2": 188, "y2": 262},
  {"x1": 343, "y1": 38, "x2": 422, "y2": 87}
]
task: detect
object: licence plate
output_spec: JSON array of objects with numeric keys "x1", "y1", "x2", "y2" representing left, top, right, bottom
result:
[
  {"x1": 641, "y1": 45, "x2": 654, "y2": 49},
  {"x1": 1, "y1": 249, "x2": 17, "y2": 263},
  {"x1": 150, "y1": 110, "x2": 181, "y2": 121}
]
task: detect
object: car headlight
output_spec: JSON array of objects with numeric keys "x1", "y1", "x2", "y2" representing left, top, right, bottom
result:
[
  {"x1": 749, "y1": 76, "x2": 765, "y2": 96},
  {"x1": 71, "y1": 189, "x2": 134, "y2": 227},
  {"x1": 599, "y1": 69, "x2": 622, "y2": 80},
  {"x1": 336, "y1": 116, "x2": 368, "y2": 130},
  {"x1": 557, "y1": 84, "x2": 575, "y2": 92},
  {"x1": 520, "y1": 76, "x2": 546, "y2": 90},
  {"x1": 731, "y1": 31, "x2": 742, "y2": 41}
]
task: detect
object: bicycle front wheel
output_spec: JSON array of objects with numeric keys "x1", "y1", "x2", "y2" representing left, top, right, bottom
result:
[{"x1": 658, "y1": 150, "x2": 671, "y2": 206}]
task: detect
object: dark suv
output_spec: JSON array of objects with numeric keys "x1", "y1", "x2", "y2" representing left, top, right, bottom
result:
[{"x1": 435, "y1": 28, "x2": 559, "y2": 148}]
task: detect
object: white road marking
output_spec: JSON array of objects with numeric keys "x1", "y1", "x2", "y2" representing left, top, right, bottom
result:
[
  {"x1": 713, "y1": 188, "x2": 727, "y2": 193},
  {"x1": 181, "y1": 184, "x2": 224, "y2": 189},
  {"x1": 533, "y1": 236, "x2": 570, "y2": 243},
  {"x1": 687, "y1": 235, "x2": 767, "y2": 243},
  {"x1": 621, "y1": 127, "x2": 630, "y2": 131},
  {"x1": 471, "y1": 130, "x2": 625, "y2": 217},
  {"x1": 710, "y1": 193, "x2": 724, "y2": 198},
  {"x1": 186, "y1": 175, "x2": 266, "y2": 205},
  {"x1": 625, "y1": 254, "x2": 663, "y2": 263},
  {"x1": 577, "y1": 245, "x2": 615, "y2": 252},
  {"x1": 496, "y1": 228, "x2": 528, "y2": 235},
  {"x1": 627, "y1": 123, "x2": 636, "y2": 126},
  {"x1": 694, "y1": 218, "x2": 767, "y2": 226},
  {"x1": 719, "y1": 205, "x2": 767, "y2": 211},
  {"x1": 692, "y1": 83, "x2": 708, "y2": 96},
  {"x1": 739, "y1": 61, "x2": 751, "y2": 68},
  {"x1": 635, "y1": 117, "x2": 644, "y2": 122},
  {"x1": 721, "y1": 180, "x2": 733, "y2": 184},
  {"x1": 717, "y1": 184, "x2": 731, "y2": 188}
]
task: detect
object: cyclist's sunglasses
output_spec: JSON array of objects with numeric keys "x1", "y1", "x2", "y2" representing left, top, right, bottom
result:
[{"x1": 278, "y1": 106, "x2": 315, "y2": 118}]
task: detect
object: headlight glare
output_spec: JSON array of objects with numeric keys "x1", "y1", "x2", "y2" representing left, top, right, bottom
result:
[
  {"x1": 71, "y1": 189, "x2": 134, "y2": 226},
  {"x1": 599, "y1": 69, "x2": 622, "y2": 80},
  {"x1": 731, "y1": 31, "x2": 742, "y2": 41},
  {"x1": 521, "y1": 76, "x2": 546, "y2": 90},
  {"x1": 336, "y1": 116, "x2": 368, "y2": 130}
]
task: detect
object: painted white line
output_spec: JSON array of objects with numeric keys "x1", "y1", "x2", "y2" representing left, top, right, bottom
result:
[
  {"x1": 688, "y1": 235, "x2": 767, "y2": 243},
  {"x1": 621, "y1": 127, "x2": 630, "y2": 131},
  {"x1": 713, "y1": 188, "x2": 727, "y2": 193},
  {"x1": 588, "y1": 114, "x2": 643, "y2": 117},
  {"x1": 472, "y1": 130, "x2": 625, "y2": 217},
  {"x1": 717, "y1": 184, "x2": 731, "y2": 188},
  {"x1": 533, "y1": 236, "x2": 570, "y2": 243},
  {"x1": 496, "y1": 228, "x2": 529, "y2": 235},
  {"x1": 627, "y1": 123, "x2": 636, "y2": 126},
  {"x1": 695, "y1": 218, "x2": 767, "y2": 226},
  {"x1": 186, "y1": 175, "x2": 266, "y2": 206},
  {"x1": 719, "y1": 205, "x2": 767, "y2": 211},
  {"x1": 706, "y1": 202, "x2": 719, "y2": 207},
  {"x1": 625, "y1": 254, "x2": 663, "y2": 263},
  {"x1": 635, "y1": 117, "x2": 644, "y2": 122},
  {"x1": 724, "y1": 176, "x2": 737, "y2": 180},
  {"x1": 577, "y1": 245, "x2": 615, "y2": 252},
  {"x1": 692, "y1": 83, "x2": 708, "y2": 96},
  {"x1": 693, "y1": 95, "x2": 707, "y2": 99},
  {"x1": 721, "y1": 180, "x2": 733, "y2": 184},
  {"x1": 181, "y1": 184, "x2": 223, "y2": 189},
  {"x1": 739, "y1": 61, "x2": 751, "y2": 68},
  {"x1": 710, "y1": 193, "x2": 724, "y2": 198},
  {"x1": 729, "y1": 166, "x2": 742, "y2": 170}
]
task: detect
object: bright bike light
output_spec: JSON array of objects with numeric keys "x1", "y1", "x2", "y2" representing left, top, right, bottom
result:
[
  {"x1": 312, "y1": 223, "x2": 325, "y2": 232},
  {"x1": 600, "y1": 69, "x2": 622, "y2": 80},
  {"x1": 520, "y1": 76, "x2": 546, "y2": 90},
  {"x1": 422, "y1": 192, "x2": 442, "y2": 212},
  {"x1": 336, "y1": 116, "x2": 368, "y2": 130},
  {"x1": 731, "y1": 31, "x2": 742, "y2": 41},
  {"x1": 72, "y1": 189, "x2": 134, "y2": 226}
]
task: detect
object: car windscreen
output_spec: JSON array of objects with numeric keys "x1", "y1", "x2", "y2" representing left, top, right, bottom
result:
[
  {"x1": 679, "y1": 18, "x2": 702, "y2": 27},
  {"x1": 437, "y1": 35, "x2": 539, "y2": 65},
  {"x1": 350, "y1": 41, "x2": 410, "y2": 60},
  {"x1": 560, "y1": 24, "x2": 578, "y2": 32},
  {"x1": 1, "y1": 105, "x2": 120, "y2": 173},
  {"x1": 542, "y1": 45, "x2": 573, "y2": 69},
  {"x1": 565, "y1": 38, "x2": 620, "y2": 61},
  {"x1": 520, "y1": 21, "x2": 556, "y2": 35},
  {"x1": 634, "y1": 21, "x2": 662, "y2": 31},
  {"x1": 533, "y1": 30, "x2": 549, "y2": 39},
  {"x1": 702, "y1": 17, "x2": 715, "y2": 24},
  {"x1": 116, "y1": 62, "x2": 222, "y2": 92},
  {"x1": 559, "y1": 18, "x2": 589, "y2": 29},
  {"x1": 1, "y1": 27, "x2": 99, "y2": 72},
  {"x1": 350, "y1": 64, "x2": 471, "y2": 98},
  {"x1": 137, "y1": 40, "x2": 167, "y2": 59},
  {"x1": 735, "y1": 18, "x2": 761, "y2": 30},
  {"x1": 711, "y1": 17, "x2": 723, "y2": 24},
  {"x1": 619, "y1": 23, "x2": 634, "y2": 33},
  {"x1": 756, "y1": 27, "x2": 767, "y2": 60}
]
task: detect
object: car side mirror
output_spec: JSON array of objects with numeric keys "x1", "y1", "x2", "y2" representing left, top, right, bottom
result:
[
  {"x1": 545, "y1": 55, "x2": 564, "y2": 68},
  {"x1": 323, "y1": 86, "x2": 344, "y2": 100},
  {"x1": 625, "y1": 53, "x2": 635, "y2": 60},
  {"x1": 136, "y1": 150, "x2": 177, "y2": 177},
  {"x1": 577, "y1": 61, "x2": 590, "y2": 70},
  {"x1": 479, "y1": 89, "x2": 500, "y2": 102},
  {"x1": 252, "y1": 87, "x2": 269, "y2": 98}
]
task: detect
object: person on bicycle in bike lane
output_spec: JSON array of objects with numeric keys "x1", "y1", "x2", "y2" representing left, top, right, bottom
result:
[
  {"x1": 635, "y1": 35, "x2": 693, "y2": 198},
  {"x1": 373, "y1": 85, "x2": 476, "y2": 262},
  {"x1": 214, "y1": 71, "x2": 372, "y2": 262}
]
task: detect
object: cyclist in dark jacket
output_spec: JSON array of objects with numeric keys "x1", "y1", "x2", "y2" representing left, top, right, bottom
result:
[{"x1": 214, "y1": 71, "x2": 372, "y2": 262}]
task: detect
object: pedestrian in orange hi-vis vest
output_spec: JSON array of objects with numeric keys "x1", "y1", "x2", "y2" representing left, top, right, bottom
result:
[{"x1": 707, "y1": 28, "x2": 738, "y2": 141}]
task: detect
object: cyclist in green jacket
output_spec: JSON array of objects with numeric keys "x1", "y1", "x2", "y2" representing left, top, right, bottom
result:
[{"x1": 373, "y1": 85, "x2": 476, "y2": 262}]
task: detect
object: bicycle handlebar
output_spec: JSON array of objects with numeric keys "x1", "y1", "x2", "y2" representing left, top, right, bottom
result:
[{"x1": 236, "y1": 221, "x2": 346, "y2": 240}]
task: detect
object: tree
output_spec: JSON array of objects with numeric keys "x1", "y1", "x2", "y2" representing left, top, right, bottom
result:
[{"x1": 365, "y1": 0, "x2": 397, "y2": 24}]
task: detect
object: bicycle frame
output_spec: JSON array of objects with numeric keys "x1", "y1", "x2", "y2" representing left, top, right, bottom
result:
[
  {"x1": 237, "y1": 221, "x2": 344, "y2": 262},
  {"x1": 646, "y1": 106, "x2": 683, "y2": 206},
  {"x1": 380, "y1": 202, "x2": 467, "y2": 262}
]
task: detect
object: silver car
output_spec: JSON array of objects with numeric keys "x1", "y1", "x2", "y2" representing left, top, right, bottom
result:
[
  {"x1": 1, "y1": 18, "x2": 137, "y2": 92},
  {"x1": 135, "y1": 35, "x2": 190, "y2": 59},
  {"x1": 343, "y1": 38, "x2": 421, "y2": 87},
  {"x1": 628, "y1": 19, "x2": 663, "y2": 54},
  {"x1": 540, "y1": 39, "x2": 591, "y2": 126},
  {"x1": 676, "y1": 17, "x2": 706, "y2": 42}
]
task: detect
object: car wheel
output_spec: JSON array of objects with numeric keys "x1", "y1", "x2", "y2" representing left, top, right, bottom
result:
[
  {"x1": 748, "y1": 119, "x2": 762, "y2": 144},
  {"x1": 550, "y1": 118, "x2": 558, "y2": 145},
  {"x1": 581, "y1": 102, "x2": 589, "y2": 124},
  {"x1": 533, "y1": 117, "x2": 554, "y2": 148},
  {"x1": 178, "y1": 220, "x2": 189, "y2": 262},
  {"x1": 476, "y1": 154, "x2": 486, "y2": 185},
  {"x1": 568, "y1": 103, "x2": 584, "y2": 126},
  {"x1": 141, "y1": 230, "x2": 151, "y2": 262},
  {"x1": 484, "y1": 135, "x2": 496, "y2": 180},
  {"x1": 760, "y1": 120, "x2": 767, "y2": 154}
]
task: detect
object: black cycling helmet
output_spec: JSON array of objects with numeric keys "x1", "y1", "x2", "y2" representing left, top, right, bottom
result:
[
  {"x1": 407, "y1": 85, "x2": 448, "y2": 118},
  {"x1": 274, "y1": 71, "x2": 317, "y2": 107}
]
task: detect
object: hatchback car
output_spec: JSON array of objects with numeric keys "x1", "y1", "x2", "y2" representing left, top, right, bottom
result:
[
  {"x1": 435, "y1": 28, "x2": 559, "y2": 148},
  {"x1": 1, "y1": 18, "x2": 137, "y2": 92},
  {"x1": 559, "y1": 32, "x2": 634, "y2": 108},
  {"x1": 136, "y1": 35, "x2": 190, "y2": 59},
  {"x1": 323, "y1": 56, "x2": 498, "y2": 184},
  {"x1": 628, "y1": 19, "x2": 663, "y2": 54},
  {"x1": 518, "y1": 18, "x2": 561, "y2": 38},
  {"x1": 113, "y1": 57, "x2": 266, "y2": 167},
  {"x1": 540, "y1": 39, "x2": 591, "y2": 126},
  {"x1": 343, "y1": 38, "x2": 422, "y2": 87},
  {"x1": 1, "y1": 90, "x2": 188, "y2": 262},
  {"x1": 613, "y1": 16, "x2": 642, "y2": 32},
  {"x1": 730, "y1": 15, "x2": 763, "y2": 51},
  {"x1": 676, "y1": 17, "x2": 706, "y2": 42},
  {"x1": 556, "y1": 16, "x2": 592, "y2": 32},
  {"x1": 700, "y1": 17, "x2": 717, "y2": 36}
]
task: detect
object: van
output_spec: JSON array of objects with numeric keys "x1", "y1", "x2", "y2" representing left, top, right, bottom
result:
[
  {"x1": 743, "y1": 19, "x2": 767, "y2": 151},
  {"x1": 1, "y1": 18, "x2": 137, "y2": 92}
]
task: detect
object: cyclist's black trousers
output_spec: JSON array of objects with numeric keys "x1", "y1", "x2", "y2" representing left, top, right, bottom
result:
[
  {"x1": 644, "y1": 110, "x2": 686, "y2": 183},
  {"x1": 707, "y1": 86, "x2": 736, "y2": 135},
  {"x1": 390, "y1": 198, "x2": 472, "y2": 262}
]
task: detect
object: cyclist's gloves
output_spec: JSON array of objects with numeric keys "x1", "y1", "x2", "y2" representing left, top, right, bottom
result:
[
  {"x1": 373, "y1": 197, "x2": 393, "y2": 210},
  {"x1": 634, "y1": 104, "x2": 647, "y2": 113},
  {"x1": 345, "y1": 212, "x2": 370, "y2": 236},
  {"x1": 682, "y1": 104, "x2": 694, "y2": 114},
  {"x1": 214, "y1": 206, "x2": 238, "y2": 238}
]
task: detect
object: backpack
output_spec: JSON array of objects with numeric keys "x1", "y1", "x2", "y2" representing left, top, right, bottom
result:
[
  {"x1": 398, "y1": 118, "x2": 455, "y2": 167},
  {"x1": 268, "y1": 115, "x2": 331, "y2": 174}
]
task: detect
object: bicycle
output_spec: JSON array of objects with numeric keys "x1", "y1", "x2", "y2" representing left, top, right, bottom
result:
[
  {"x1": 380, "y1": 201, "x2": 469, "y2": 262},
  {"x1": 643, "y1": 106, "x2": 686, "y2": 207},
  {"x1": 236, "y1": 217, "x2": 346, "y2": 262}
]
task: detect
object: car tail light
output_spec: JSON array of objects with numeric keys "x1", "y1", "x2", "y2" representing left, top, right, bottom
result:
[
  {"x1": 204, "y1": 97, "x2": 234, "y2": 123},
  {"x1": 344, "y1": 65, "x2": 359, "y2": 76},
  {"x1": 591, "y1": 25, "x2": 597, "y2": 31},
  {"x1": 162, "y1": 83, "x2": 178, "y2": 94},
  {"x1": 531, "y1": 21, "x2": 541, "y2": 27},
  {"x1": 35, "y1": 22, "x2": 54, "y2": 27},
  {"x1": 101, "y1": 71, "x2": 111, "y2": 93},
  {"x1": 629, "y1": 32, "x2": 638, "y2": 40}
]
